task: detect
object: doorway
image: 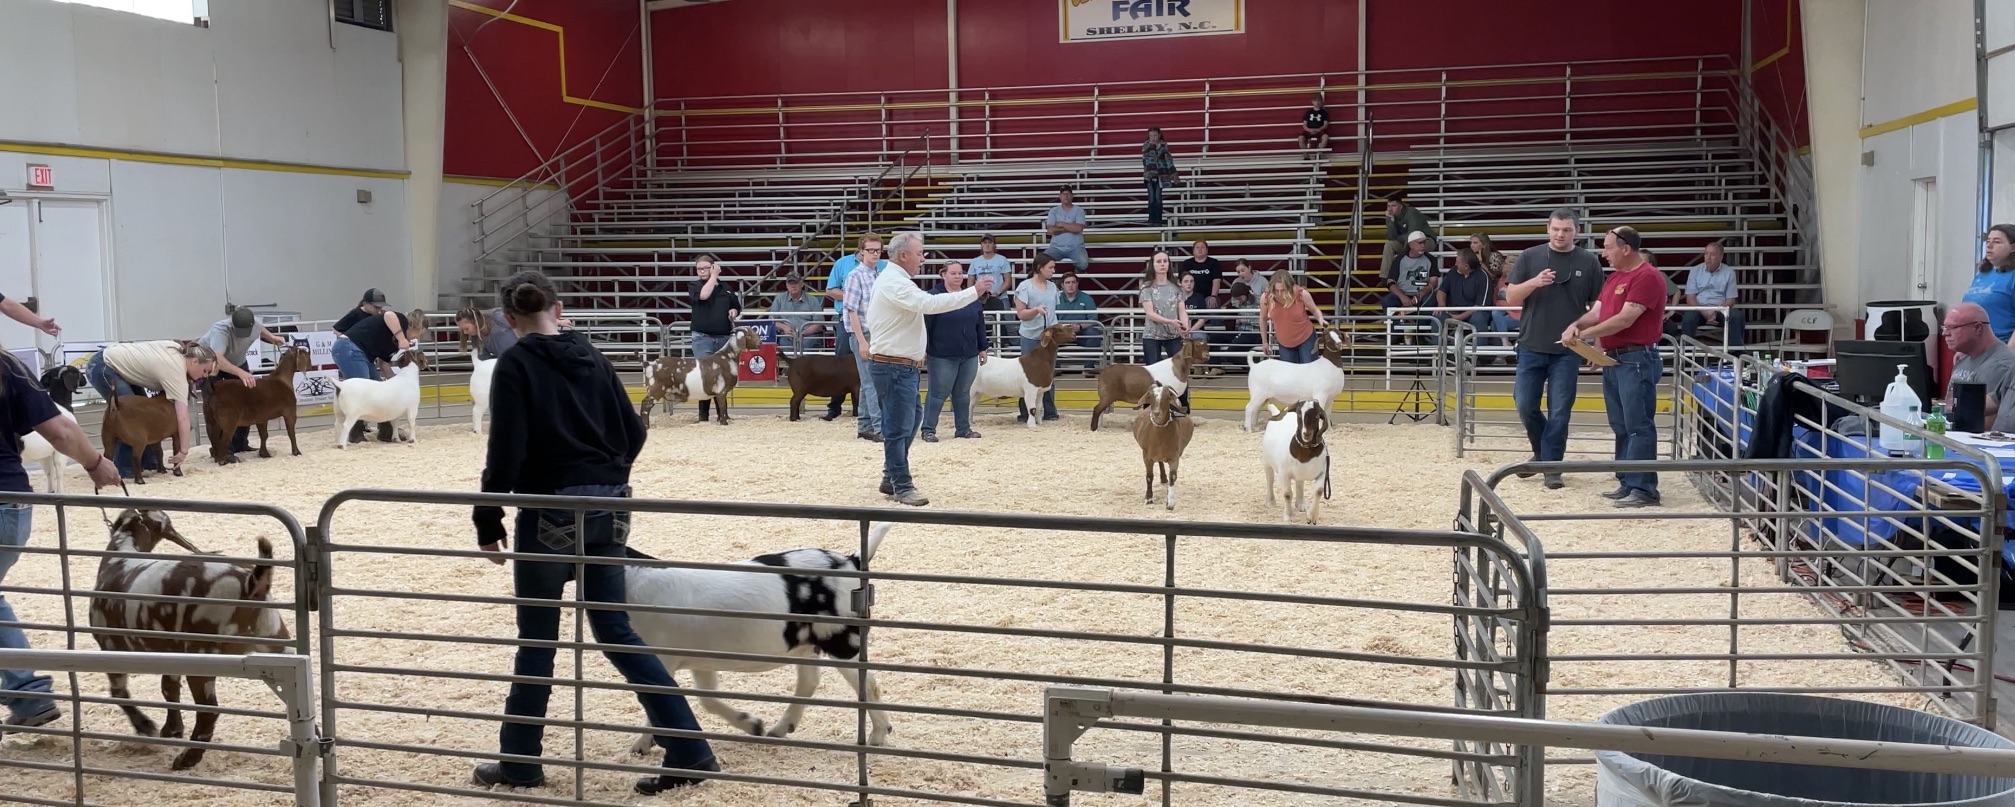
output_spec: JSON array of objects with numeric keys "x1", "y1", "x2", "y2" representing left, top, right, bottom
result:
[{"x1": 0, "y1": 197, "x2": 113, "y2": 364}]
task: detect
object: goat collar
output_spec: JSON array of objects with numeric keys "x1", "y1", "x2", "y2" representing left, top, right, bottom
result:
[{"x1": 1288, "y1": 428, "x2": 1325, "y2": 463}]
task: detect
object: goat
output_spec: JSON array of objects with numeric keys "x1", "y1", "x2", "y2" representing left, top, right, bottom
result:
[
  {"x1": 970, "y1": 323, "x2": 1079, "y2": 428},
  {"x1": 622, "y1": 523, "x2": 893, "y2": 750},
  {"x1": 779, "y1": 353, "x2": 858, "y2": 422},
  {"x1": 332, "y1": 348, "x2": 427, "y2": 449},
  {"x1": 101, "y1": 394, "x2": 183, "y2": 484},
  {"x1": 1243, "y1": 329, "x2": 1351, "y2": 432},
  {"x1": 88, "y1": 509, "x2": 291, "y2": 771},
  {"x1": 1131, "y1": 383, "x2": 1194, "y2": 510},
  {"x1": 1261, "y1": 401, "x2": 1333, "y2": 524},
  {"x1": 1091, "y1": 338, "x2": 1208, "y2": 431},
  {"x1": 640, "y1": 327, "x2": 764, "y2": 427},
  {"x1": 22, "y1": 365, "x2": 86, "y2": 492},
  {"x1": 205, "y1": 346, "x2": 308, "y2": 465},
  {"x1": 469, "y1": 357, "x2": 496, "y2": 435}
]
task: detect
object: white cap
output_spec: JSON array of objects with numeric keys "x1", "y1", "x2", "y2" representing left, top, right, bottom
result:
[{"x1": 1407, "y1": 231, "x2": 1428, "y2": 243}]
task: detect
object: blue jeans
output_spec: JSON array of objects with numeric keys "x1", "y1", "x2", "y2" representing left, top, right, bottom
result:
[
  {"x1": 84, "y1": 351, "x2": 162, "y2": 477},
  {"x1": 834, "y1": 328, "x2": 853, "y2": 357},
  {"x1": 331, "y1": 338, "x2": 379, "y2": 382},
  {"x1": 1015, "y1": 336, "x2": 1059, "y2": 420},
  {"x1": 1276, "y1": 333, "x2": 1316, "y2": 364},
  {"x1": 1043, "y1": 242, "x2": 1089, "y2": 270},
  {"x1": 1513, "y1": 348, "x2": 1583, "y2": 463},
  {"x1": 1142, "y1": 337, "x2": 1189, "y2": 409},
  {"x1": 1679, "y1": 309, "x2": 1745, "y2": 346},
  {"x1": 499, "y1": 485, "x2": 714, "y2": 781},
  {"x1": 1482, "y1": 310, "x2": 1517, "y2": 347},
  {"x1": 1602, "y1": 349, "x2": 1664, "y2": 499},
  {"x1": 1145, "y1": 180, "x2": 1164, "y2": 224},
  {"x1": 871, "y1": 361, "x2": 922, "y2": 494},
  {"x1": 691, "y1": 333, "x2": 731, "y2": 421},
  {"x1": 0, "y1": 504, "x2": 56, "y2": 724},
  {"x1": 923, "y1": 355, "x2": 978, "y2": 437},
  {"x1": 852, "y1": 340, "x2": 883, "y2": 435}
]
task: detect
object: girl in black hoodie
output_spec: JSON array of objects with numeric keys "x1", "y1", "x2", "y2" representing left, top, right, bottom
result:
[{"x1": 470, "y1": 271, "x2": 718, "y2": 794}]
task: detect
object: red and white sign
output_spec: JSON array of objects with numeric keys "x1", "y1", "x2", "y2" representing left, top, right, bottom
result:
[
  {"x1": 26, "y1": 164, "x2": 53, "y2": 191},
  {"x1": 737, "y1": 344, "x2": 778, "y2": 382}
]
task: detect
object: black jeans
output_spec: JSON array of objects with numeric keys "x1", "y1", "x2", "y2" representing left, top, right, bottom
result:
[{"x1": 498, "y1": 484, "x2": 715, "y2": 781}]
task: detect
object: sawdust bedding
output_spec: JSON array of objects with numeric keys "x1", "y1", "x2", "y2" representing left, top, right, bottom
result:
[{"x1": 0, "y1": 410, "x2": 1911, "y2": 807}]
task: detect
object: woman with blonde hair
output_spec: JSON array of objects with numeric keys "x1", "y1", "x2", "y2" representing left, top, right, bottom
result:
[{"x1": 1260, "y1": 272, "x2": 1326, "y2": 364}]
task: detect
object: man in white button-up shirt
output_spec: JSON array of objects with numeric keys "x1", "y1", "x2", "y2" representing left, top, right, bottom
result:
[{"x1": 867, "y1": 232, "x2": 994, "y2": 506}]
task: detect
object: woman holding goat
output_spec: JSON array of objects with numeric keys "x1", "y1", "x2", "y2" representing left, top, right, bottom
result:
[
  {"x1": 470, "y1": 270, "x2": 719, "y2": 795},
  {"x1": 82, "y1": 341, "x2": 217, "y2": 478}
]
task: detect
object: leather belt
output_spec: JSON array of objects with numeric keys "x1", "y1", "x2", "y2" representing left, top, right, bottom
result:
[
  {"x1": 1604, "y1": 344, "x2": 1652, "y2": 357},
  {"x1": 870, "y1": 354, "x2": 924, "y2": 368}
]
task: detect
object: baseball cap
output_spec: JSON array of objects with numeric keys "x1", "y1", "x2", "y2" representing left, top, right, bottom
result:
[
  {"x1": 230, "y1": 306, "x2": 256, "y2": 335},
  {"x1": 785, "y1": 273, "x2": 805, "y2": 283},
  {"x1": 1406, "y1": 231, "x2": 1428, "y2": 244},
  {"x1": 360, "y1": 288, "x2": 388, "y2": 305}
]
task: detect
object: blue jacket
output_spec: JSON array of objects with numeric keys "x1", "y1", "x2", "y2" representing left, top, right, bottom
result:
[{"x1": 924, "y1": 283, "x2": 989, "y2": 360}]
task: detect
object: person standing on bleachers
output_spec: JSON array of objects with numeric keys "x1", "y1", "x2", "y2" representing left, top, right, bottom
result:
[
  {"x1": 1042, "y1": 187, "x2": 1090, "y2": 272},
  {"x1": 1505, "y1": 209, "x2": 1602, "y2": 490},
  {"x1": 1961, "y1": 224, "x2": 2015, "y2": 343},
  {"x1": 969, "y1": 234, "x2": 1015, "y2": 312},
  {"x1": 1563, "y1": 226, "x2": 1665, "y2": 508},
  {"x1": 1943, "y1": 303, "x2": 2015, "y2": 429},
  {"x1": 1142, "y1": 127, "x2": 1176, "y2": 227},
  {"x1": 1298, "y1": 92, "x2": 1331, "y2": 152},
  {"x1": 823, "y1": 234, "x2": 886, "y2": 355},
  {"x1": 1677, "y1": 240, "x2": 1745, "y2": 346}
]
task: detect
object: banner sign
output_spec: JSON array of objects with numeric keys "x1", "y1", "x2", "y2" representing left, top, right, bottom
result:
[{"x1": 1061, "y1": 0, "x2": 1242, "y2": 43}]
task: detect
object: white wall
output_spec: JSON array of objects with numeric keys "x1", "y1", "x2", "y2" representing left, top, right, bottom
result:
[
  {"x1": 1848, "y1": 0, "x2": 1981, "y2": 311},
  {"x1": 0, "y1": 0, "x2": 415, "y2": 341}
]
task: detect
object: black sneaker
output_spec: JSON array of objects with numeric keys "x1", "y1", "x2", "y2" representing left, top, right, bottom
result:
[
  {"x1": 1599, "y1": 487, "x2": 1632, "y2": 500},
  {"x1": 1542, "y1": 474, "x2": 1565, "y2": 490},
  {"x1": 921, "y1": 432, "x2": 938, "y2": 443},
  {"x1": 471, "y1": 762, "x2": 544, "y2": 789},
  {"x1": 819, "y1": 412, "x2": 841, "y2": 421},
  {"x1": 1041, "y1": 415, "x2": 1061, "y2": 422},
  {"x1": 859, "y1": 431, "x2": 882, "y2": 442},
  {"x1": 1515, "y1": 456, "x2": 1540, "y2": 479},
  {"x1": 879, "y1": 480, "x2": 894, "y2": 496},
  {"x1": 635, "y1": 757, "x2": 720, "y2": 795},
  {"x1": 1614, "y1": 491, "x2": 1661, "y2": 509}
]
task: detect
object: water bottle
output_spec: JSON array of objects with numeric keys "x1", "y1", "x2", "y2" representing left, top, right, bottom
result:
[
  {"x1": 1878, "y1": 364, "x2": 1923, "y2": 454},
  {"x1": 1925, "y1": 403, "x2": 1947, "y2": 459},
  {"x1": 1903, "y1": 405, "x2": 1924, "y2": 456}
]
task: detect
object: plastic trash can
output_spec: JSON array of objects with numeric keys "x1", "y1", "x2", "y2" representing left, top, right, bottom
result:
[{"x1": 1594, "y1": 693, "x2": 2015, "y2": 807}]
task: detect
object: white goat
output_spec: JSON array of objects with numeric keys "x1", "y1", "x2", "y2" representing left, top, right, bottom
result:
[
  {"x1": 21, "y1": 365, "x2": 86, "y2": 493},
  {"x1": 622, "y1": 523, "x2": 893, "y2": 751},
  {"x1": 469, "y1": 357, "x2": 496, "y2": 435},
  {"x1": 1261, "y1": 401, "x2": 1333, "y2": 524},
  {"x1": 1243, "y1": 329, "x2": 1349, "y2": 432},
  {"x1": 332, "y1": 349, "x2": 427, "y2": 449}
]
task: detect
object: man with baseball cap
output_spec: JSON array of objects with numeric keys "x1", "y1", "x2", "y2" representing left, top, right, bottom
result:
[
  {"x1": 1562, "y1": 225, "x2": 1666, "y2": 508},
  {"x1": 197, "y1": 304, "x2": 287, "y2": 454},
  {"x1": 1380, "y1": 230, "x2": 1438, "y2": 316}
]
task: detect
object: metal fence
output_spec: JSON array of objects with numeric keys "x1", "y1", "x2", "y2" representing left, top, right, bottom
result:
[
  {"x1": 0, "y1": 492, "x2": 313, "y2": 807},
  {"x1": 306, "y1": 489, "x2": 1541, "y2": 807}
]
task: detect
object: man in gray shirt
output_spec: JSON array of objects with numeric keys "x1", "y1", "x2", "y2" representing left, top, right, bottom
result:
[
  {"x1": 1505, "y1": 208, "x2": 1603, "y2": 487},
  {"x1": 1380, "y1": 232, "x2": 1438, "y2": 312},
  {"x1": 1945, "y1": 303, "x2": 2015, "y2": 430},
  {"x1": 968, "y1": 234, "x2": 1014, "y2": 311},
  {"x1": 1042, "y1": 187, "x2": 1089, "y2": 271},
  {"x1": 769, "y1": 274, "x2": 826, "y2": 357},
  {"x1": 196, "y1": 305, "x2": 286, "y2": 453}
]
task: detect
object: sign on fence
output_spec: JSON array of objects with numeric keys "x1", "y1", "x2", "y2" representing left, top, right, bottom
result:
[{"x1": 1061, "y1": 0, "x2": 1243, "y2": 43}]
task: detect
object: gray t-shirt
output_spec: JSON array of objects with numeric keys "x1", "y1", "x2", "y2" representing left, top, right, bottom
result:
[
  {"x1": 1507, "y1": 244, "x2": 1603, "y2": 355},
  {"x1": 1013, "y1": 278, "x2": 1061, "y2": 340},
  {"x1": 1951, "y1": 341, "x2": 2015, "y2": 430},
  {"x1": 1044, "y1": 204, "x2": 1087, "y2": 252},
  {"x1": 1386, "y1": 254, "x2": 1435, "y2": 296},
  {"x1": 198, "y1": 319, "x2": 257, "y2": 370},
  {"x1": 969, "y1": 253, "x2": 1012, "y2": 289},
  {"x1": 1141, "y1": 281, "x2": 1185, "y2": 340}
]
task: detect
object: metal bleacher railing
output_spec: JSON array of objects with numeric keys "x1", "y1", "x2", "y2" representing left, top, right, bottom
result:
[{"x1": 463, "y1": 53, "x2": 1816, "y2": 354}]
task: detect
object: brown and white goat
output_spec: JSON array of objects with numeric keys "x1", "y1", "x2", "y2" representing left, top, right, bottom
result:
[
  {"x1": 205, "y1": 345, "x2": 308, "y2": 465},
  {"x1": 1131, "y1": 383, "x2": 1194, "y2": 510},
  {"x1": 640, "y1": 326, "x2": 764, "y2": 427},
  {"x1": 89, "y1": 509, "x2": 291, "y2": 771},
  {"x1": 970, "y1": 323, "x2": 1079, "y2": 428},
  {"x1": 101, "y1": 393, "x2": 183, "y2": 484},
  {"x1": 1091, "y1": 338, "x2": 1208, "y2": 431},
  {"x1": 1261, "y1": 401, "x2": 1334, "y2": 524}
]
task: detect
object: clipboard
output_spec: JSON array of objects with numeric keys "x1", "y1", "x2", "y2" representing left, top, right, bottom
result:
[{"x1": 1562, "y1": 339, "x2": 1618, "y2": 367}]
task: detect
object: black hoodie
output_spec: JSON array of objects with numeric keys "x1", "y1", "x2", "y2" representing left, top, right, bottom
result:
[{"x1": 472, "y1": 331, "x2": 645, "y2": 544}]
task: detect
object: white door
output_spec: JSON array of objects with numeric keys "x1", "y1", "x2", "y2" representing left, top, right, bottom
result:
[
  {"x1": 31, "y1": 200, "x2": 111, "y2": 345},
  {"x1": 0, "y1": 203, "x2": 34, "y2": 357}
]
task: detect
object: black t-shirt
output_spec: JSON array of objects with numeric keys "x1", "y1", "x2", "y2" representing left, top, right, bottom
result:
[
  {"x1": 1179, "y1": 257, "x2": 1223, "y2": 296},
  {"x1": 348, "y1": 310, "x2": 411, "y2": 362},
  {"x1": 1440, "y1": 268, "x2": 1492, "y2": 309},
  {"x1": 0, "y1": 365, "x2": 62, "y2": 493},
  {"x1": 1303, "y1": 107, "x2": 1329, "y2": 130},
  {"x1": 690, "y1": 282, "x2": 741, "y2": 336},
  {"x1": 333, "y1": 307, "x2": 371, "y2": 334},
  {"x1": 1508, "y1": 245, "x2": 1602, "y2": 355}
]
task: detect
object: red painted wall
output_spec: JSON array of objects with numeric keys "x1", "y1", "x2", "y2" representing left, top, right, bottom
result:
[
  {"x1": 444, "y1": 0, "x2": 644, "y2": 179},
  {"x1": 1748, "y1": 0, "x2": 1808, "y2": 148}
]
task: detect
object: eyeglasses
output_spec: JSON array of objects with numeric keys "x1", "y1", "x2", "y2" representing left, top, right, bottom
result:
[
  {"x1": 862, "y1": 248, "x2": 883, "y2": 254},
  {"x1": 1943, "y1": 321, "x2": 1987, "y2": 333}
]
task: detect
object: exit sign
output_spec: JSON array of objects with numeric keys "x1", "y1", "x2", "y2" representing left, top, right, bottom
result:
[{"x1": 26, "y1": 165, "x2": 52, "y2": 190}]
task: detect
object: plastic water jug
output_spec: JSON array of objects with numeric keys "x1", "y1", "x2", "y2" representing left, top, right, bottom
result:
[{"x1": 1878, "y1": 364, "x2": 1923, "y2": 454}]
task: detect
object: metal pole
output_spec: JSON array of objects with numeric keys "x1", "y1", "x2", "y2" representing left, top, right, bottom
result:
[
  {"x1": 641, "y1": 0, "x2": 657, "y2": 173},
  {"x1": 946, "y1": 0, "x2": 960, "y2": 164}
]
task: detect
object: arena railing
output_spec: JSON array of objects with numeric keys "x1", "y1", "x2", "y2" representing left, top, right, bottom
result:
[
  {"x1": 472, "y1": 115, "x2": 649, "y2": 266},
  {"x1": 305, "y1": 490, "x2": 1545, "y2": 807},
  {"x1": 1040, "y1": 686, "x2": 2015, "y2": 807},
  {"x1": 0, "y1": 491, "x2": 315, "y2": 807}
]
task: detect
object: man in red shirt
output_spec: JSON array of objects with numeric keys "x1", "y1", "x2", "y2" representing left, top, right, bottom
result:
[{"x1": 1562, "y1": 226, "x2": 1666, "y2": 507}]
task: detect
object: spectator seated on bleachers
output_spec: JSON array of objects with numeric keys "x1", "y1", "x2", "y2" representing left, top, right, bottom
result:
[
  {"x1": 1678, "y1": 240, "x2": 1745, "y2": 346},
  {"x1": 1056, "y1": 273, "x2": 1101, "y2": 372},
  {"x1": 1382, "y1": 232, "x2": 1439, "y2": 342},
  {"x1": 1042, "y1": 188, "x2": 1090, "y2": 271},
  {"x1": 770, "y1": 274, "x2": 826, "y2": 357},
  {"x1": 1436, "y1": 248, "x2": 1494, "y2": 341},
  {"x1": 1298, "y1": 91, "x2": 1331, "y2": 152},
  {"x1": 1209, "y1": 282, "x2": 1262, "y2": 374}
]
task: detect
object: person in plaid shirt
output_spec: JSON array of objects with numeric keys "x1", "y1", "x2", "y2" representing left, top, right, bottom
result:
[{"x1": 844, "y1": 255, "x2": 884, "y2": 440}]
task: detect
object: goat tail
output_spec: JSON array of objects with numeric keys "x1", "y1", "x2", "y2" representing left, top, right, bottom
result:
[
  {"x1": 1244, "y1": 349, "x2": 1265, "y2": 366},
  {"x1": 250, "y1": 536, "x2": 276, "y2": 592},
  {"x1": 862, "y1": 522, "x2": 892, "y2": 564}
]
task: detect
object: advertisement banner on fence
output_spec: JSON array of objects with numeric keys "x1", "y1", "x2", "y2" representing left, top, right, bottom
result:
[{"x1": 1061, "y1": 0, "x2": 1242, "y2": 43}]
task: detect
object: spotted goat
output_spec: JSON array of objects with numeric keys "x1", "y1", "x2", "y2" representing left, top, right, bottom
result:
[
  {"x1": 621, "y1": 522, "x2": 893, "y2": 751},
  {"x1": 639, "y1": 326, "x2": 764, "y2": 427},
  {"x1": 88, "y1": 509, "x2": 292, "y2": 770}
]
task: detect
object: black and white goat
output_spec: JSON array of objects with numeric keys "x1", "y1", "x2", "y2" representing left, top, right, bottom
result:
[
  {"x1": 21, "y1": 364, "x2": 86, "y2": 492},
  {"x1": 621, "y1": 523, "x2": 892, "y2": 751}
]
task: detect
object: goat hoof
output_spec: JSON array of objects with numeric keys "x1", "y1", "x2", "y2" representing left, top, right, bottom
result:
[
  {"x1": 161, "y1": 724, "x2": 184, "y2": 740},
  {"x1": 630, "y1": 735, "x2": 654, "y2": 756},
  {"x1": 171, "y1": 468, "x2": 183, "y2": 477},
  {"x1": 258, "y1": 449, "x2": 271, "y2": 459},
  {"x1": 763, "y1": 721, "x2": 794, "y2": 738},
  {"x1": 170, "y1": 749, "x2": 204, "y2": 771}
]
